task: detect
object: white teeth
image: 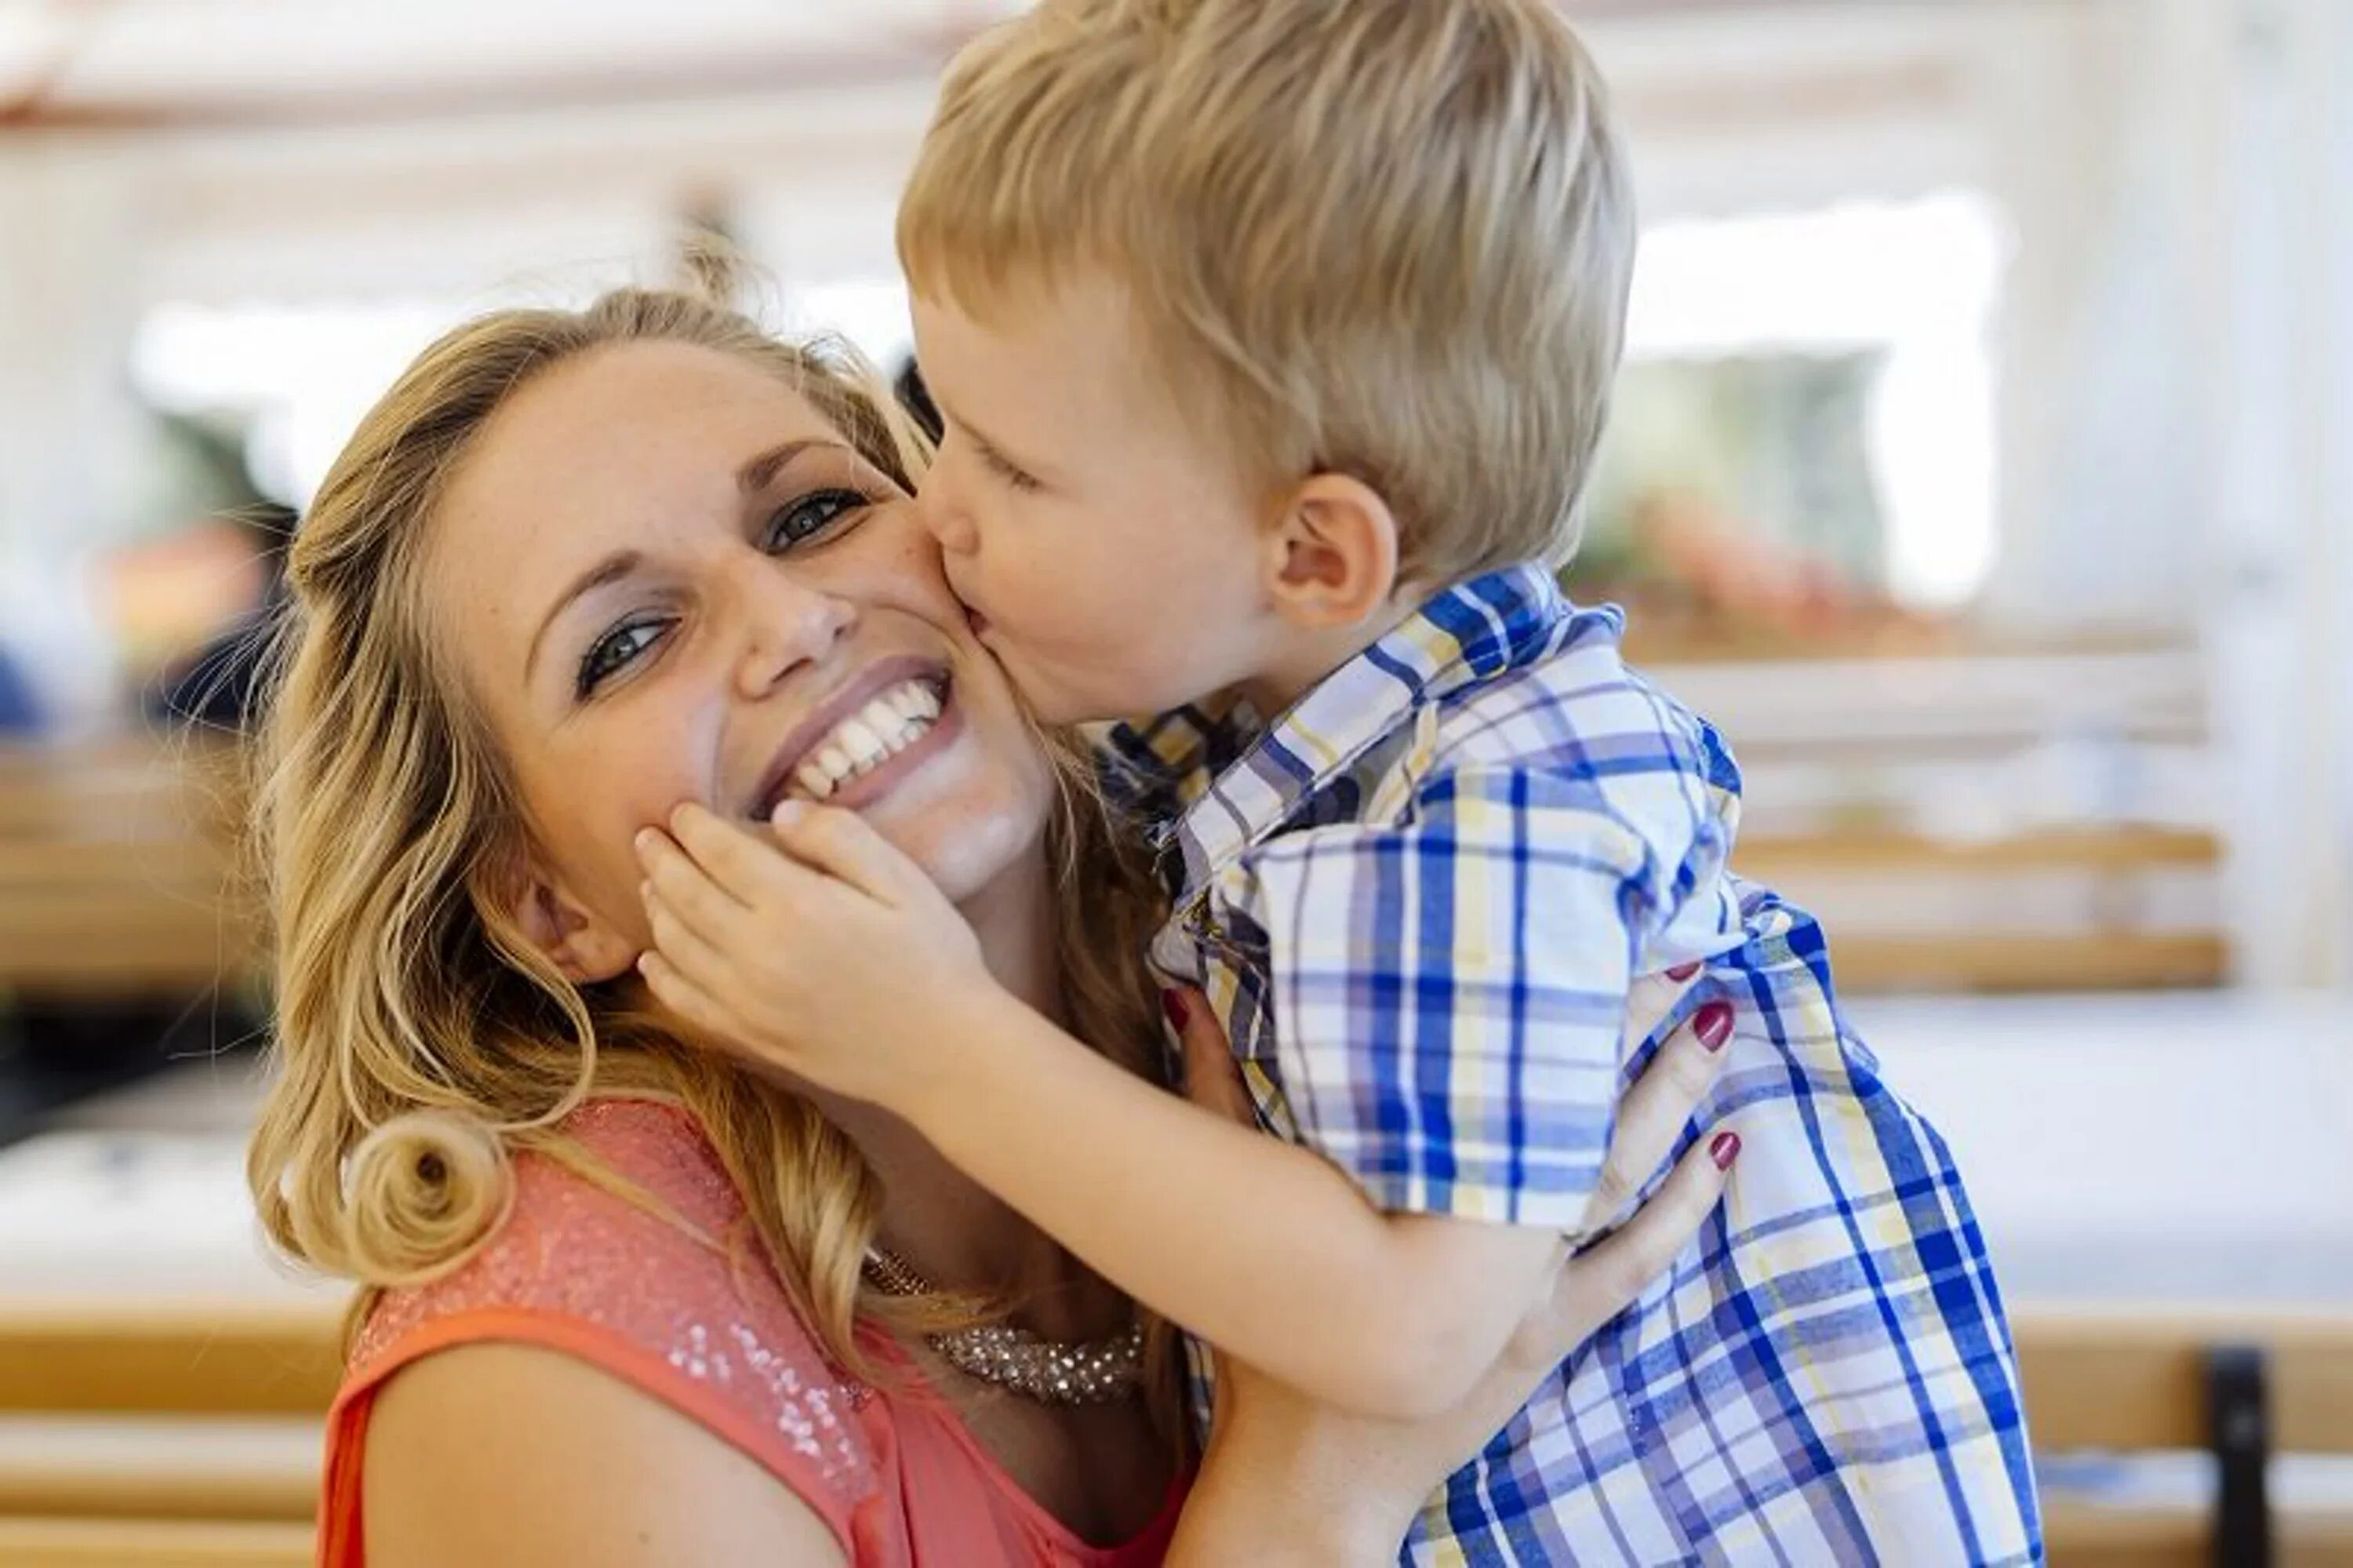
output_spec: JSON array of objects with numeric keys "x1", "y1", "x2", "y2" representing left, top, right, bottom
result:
[
  {"x1": 836, "y1": 717, "x2": 886, "y2": 768},
  {"x1": 779, "y1": 679, "x2": 945, "y2": 802}
]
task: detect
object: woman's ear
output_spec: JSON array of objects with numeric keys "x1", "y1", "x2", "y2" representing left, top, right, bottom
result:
[
  {"x1": 505, "y1": 867, "x2": 638, "y2": 985},
  {"x1": 1258, "y1": 472, "x2": 1402, "y2": 632}
]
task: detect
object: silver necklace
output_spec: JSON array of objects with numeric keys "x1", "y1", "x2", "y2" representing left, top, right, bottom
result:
[{"x1": 864, "y1": 1246, "x2": 1145, "y2": 1406}]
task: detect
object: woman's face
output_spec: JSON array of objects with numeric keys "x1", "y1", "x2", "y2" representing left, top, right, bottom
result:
[{"x1": 428, "y1": 339, "x2": 1056, "y2": 982}]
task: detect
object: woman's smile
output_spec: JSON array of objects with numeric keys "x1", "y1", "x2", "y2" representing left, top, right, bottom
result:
[{"x1": 755, "y1": 659, "x2": 967, "y2": 816}]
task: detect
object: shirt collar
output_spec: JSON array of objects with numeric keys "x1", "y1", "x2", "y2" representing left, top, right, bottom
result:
[{"x1": 1166, "y1": 562, "x2": 1585, "y2": 893}]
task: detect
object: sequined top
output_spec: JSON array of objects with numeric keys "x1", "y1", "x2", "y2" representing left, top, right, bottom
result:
[{"x1": 319, "y1": 1098, "x2": 1184, "y2": 1566}]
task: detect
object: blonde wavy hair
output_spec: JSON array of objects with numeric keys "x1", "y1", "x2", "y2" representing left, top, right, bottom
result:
[{"x1": 245, "y1": 287, "x2": 1168, "y2": 1382}]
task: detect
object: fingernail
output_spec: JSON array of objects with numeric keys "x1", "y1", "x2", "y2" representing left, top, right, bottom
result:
[
  {"x1": 1162, "y1": 990, "x2": 1189, "y2": 1031},
  {"x1": 771, "y1": 799, "x2": 805, "y2": 826},
  {"x1": 1695, "y1": 1000, "x2": 1735, "y2": 1053},
  {"x1": 1710, "y1": 1131, "x2": 1741, "y2": 1170},
  {"x1": 1666, "y1": 961, "x2": 1702, "y2": 982}
]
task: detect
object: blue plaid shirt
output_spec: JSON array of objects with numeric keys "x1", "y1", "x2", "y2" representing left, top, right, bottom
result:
[{"x1": 1104, "y1": 565, "x2": 2041, "y2": 1566}]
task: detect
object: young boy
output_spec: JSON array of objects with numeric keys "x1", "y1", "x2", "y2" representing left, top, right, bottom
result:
[{"x1": 635, "y1": 0, "x2": 2042, "y2": 1560}]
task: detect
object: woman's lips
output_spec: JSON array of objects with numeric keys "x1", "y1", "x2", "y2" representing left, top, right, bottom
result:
[
  {"x1": 749, "y1": 654, "x2": 944, "y2": 815},
  {"x1": 809, "y1": 680, "x2": 966, "y2": 814}
]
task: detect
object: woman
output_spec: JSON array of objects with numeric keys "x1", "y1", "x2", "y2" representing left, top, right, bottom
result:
[{"x1": 248, "y1": 288, "x2": 1733, "y2": 1565}]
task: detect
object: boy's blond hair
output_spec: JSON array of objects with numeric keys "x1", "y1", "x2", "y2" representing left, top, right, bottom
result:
[{"x1": 899, "y1": 0, "x2": 1636, "y2": 580}]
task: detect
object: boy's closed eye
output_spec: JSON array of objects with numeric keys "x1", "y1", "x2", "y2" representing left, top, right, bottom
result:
[
  {"x1": 972, "y1": 438, "x2": 1043, "y2": 494},
  {"x1": 936, "y1": 404, "x2": 1046, "y2": 495}
]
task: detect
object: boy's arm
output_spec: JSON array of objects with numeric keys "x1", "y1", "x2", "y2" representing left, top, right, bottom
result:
[
  {"x1": 635, "y1": 804, "x2": 1537, "y2": 1414},
  {"x1": 634, "y1": 777, "x2": 1718, "y2": 1418},
  {"x1": 897, "y1": 948, "x2": 1721, "y2": 1421},
  {"x1": 896, "y1": 984, "x2": 1566, "y2": 1421}
]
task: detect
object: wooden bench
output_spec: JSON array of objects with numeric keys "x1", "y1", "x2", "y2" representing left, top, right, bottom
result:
[
  {"x1": 3, "y1": 1298, "x2": 2349, "y2": 1563},
  {"x1": 0, "y1": 1302, "x2": 339, "y2": 1568},
  {"x1": 1735, "y1": 826, "x2": 2229, "y2": 993},
  {"x1": 0, "y1": 742, "x2": 263, "y2": 1000},
  {"x1": 2017, "y1": 1308, "x2": 2353, "y2": 1567},
  {"x1": 0, "y1": 1517, "x2": 311, "y2": 1566},
  {"x1": 3, "y1": 743, "x2": 2229, "y2": 998}
]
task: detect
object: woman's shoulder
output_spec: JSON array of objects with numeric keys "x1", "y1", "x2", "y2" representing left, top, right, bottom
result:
[{"x1": 342, "y1": 1098, "x2": 877, "y2": 1505}]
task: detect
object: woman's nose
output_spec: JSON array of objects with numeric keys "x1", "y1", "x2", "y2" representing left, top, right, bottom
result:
[{"x1": 734, "y1": 574, "x2": 855, "y2": 697}]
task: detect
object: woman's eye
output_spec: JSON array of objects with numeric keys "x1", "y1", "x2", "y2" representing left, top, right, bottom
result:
[
  {"x1": 762, "y1": 488, "x2": 870, "y2": 551},
  {"x1": 576, "y1": 619, "x2": 669, "y2": 698}
]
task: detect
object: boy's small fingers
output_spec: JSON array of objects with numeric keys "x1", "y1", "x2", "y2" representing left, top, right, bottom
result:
[
  {"x1": 665, "y1": 803, "x2": 788, "y2": 904},
  {"x1": 771, "y1": 802, "x2": 922, "y2": 904},
  {"x1": 633, "y1": 824, "x2": 686, "y2": 879},
  {"x1": 642, "y1": 840, "x2": 758, "y2": 942},
  {"x1": 642, "y1": 886, "x2": 744, "y2": 999},
  {"x1": 636, "y1": 950, "x2": 736, "y2": 1042}
]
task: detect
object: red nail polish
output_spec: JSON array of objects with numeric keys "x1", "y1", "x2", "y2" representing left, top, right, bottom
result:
[
  {"x1": 1710, "y1": 1131, "x2": 1741, "y2": 1170},
  {"x1": 1666, "y1": 961, "x2": 1702, "y2": 982},
  {"x1": 1162, "y1": 991, "x2": 1189, "y2": 1031},
  {"x1": 1694, "y1": 1000, "x2": 1735, "y2": 1053}
]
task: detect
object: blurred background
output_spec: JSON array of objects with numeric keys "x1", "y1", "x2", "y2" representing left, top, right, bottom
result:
[{"x1": 0, "y1": 1, "x2": 2347, "y2": 1563}]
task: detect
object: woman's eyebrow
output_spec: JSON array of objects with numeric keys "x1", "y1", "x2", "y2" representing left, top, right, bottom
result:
[
  {"x1": 526, "y1": 550, "x2": 642, "y2": 681},
  {"x1": 737, "y1": 437, "x2": 844, "y2": 496}
]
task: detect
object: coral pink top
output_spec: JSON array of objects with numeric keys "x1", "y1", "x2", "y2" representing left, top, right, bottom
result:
[{"x1": 319, "y1": 1098, "x2": 1184, "y2": 1566}]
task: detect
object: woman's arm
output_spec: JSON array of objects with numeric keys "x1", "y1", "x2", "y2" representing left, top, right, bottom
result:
[{"x1": 363, "y1": 1343, "x2": 848, "y2": 1568}]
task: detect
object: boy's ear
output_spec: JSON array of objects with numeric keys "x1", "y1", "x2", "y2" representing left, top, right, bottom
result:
[
  {"x1": 503, "y1": 860, "x2": 638, "y2": 985},
  {"x1": 1258, "y1": 471, "x2": 1402, "y2": 631}
]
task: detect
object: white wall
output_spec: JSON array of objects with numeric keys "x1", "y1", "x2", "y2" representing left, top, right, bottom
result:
[
  {"x1": 2204, "y1": 0, "x2": 2353, "y2": 988},
  {"x1": 0, "y1": 0, "x2": 2346, "y2": 980}
]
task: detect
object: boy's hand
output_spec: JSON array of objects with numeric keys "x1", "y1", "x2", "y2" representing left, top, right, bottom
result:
[{"x1": 632, "y1": 800, "x2": 997, "y2": 1109}]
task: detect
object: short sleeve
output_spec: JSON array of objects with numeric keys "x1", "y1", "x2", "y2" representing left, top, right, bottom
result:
[
  {"x1": 322, "y1": 1104, "x2": 880, "y2": 1559},
  {"x1": 1245, "y1": 761, "x2": 1734, "y2": 1228}
]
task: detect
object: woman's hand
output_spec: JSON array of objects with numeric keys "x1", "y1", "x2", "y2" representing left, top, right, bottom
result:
[{"x1": 1166, "y1": 968, "x2": 1737, "y2": 1566}]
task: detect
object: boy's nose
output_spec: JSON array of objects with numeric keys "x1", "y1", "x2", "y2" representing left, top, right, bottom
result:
[{"x1": 918, "y1": 474, "x2": 979, "y2": 557}]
